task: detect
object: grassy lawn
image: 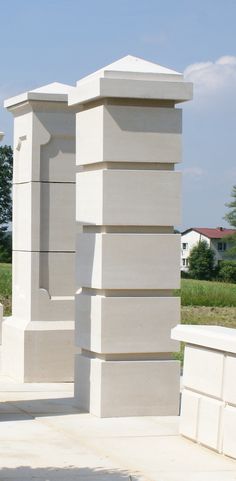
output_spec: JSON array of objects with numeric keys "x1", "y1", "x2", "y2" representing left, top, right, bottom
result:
[
  {"x1": 0, "y1": 263, "x2": 235, "y2": 364},
  {"x1": 176, "y1": 278, "x2": 236, "y2": 307},
  {"x1": 0, "y1": 263, "x2": 12, "y2": 316},
  {"x1": 181, "y1": 305, "x2": 236, "y2": 327},
  {"x1": 0, "y1": 263, "x2": 235, "y2": 329},
  {"x1": 175, "y1": 279, "x2": 236, "y2": 363},
  {"x1": 175, "y1": 305, "x2": 236, "y2": 364},
  {"x1": 179, "y1": 278, "x2": 236, "y2": 340}
]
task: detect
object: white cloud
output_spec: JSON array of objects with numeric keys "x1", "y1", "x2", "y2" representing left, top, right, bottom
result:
[
  {"x1": 184, "y1": 56, "x2": 236, "y2": 97},
  {"x1": 182, "y1": 167, "x2": 205, "y2": 179}
]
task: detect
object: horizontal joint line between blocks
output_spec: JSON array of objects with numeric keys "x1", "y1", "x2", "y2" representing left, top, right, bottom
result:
[
  {"x1": 82, "y1": 226, "x2": 174, "y2": 234},
  {"x1": 78, "y1": 288, "x2": 176, "y2": 297},
  {"x1": 80, "y1": 349, "x2": 175, "y2": 361},
  {"x1": 183, "y1": 387, "x2": 223, "y2": 402},
  {"x1": 13, "y1": 250, "x2": 75, "y2": 253},
  {"x1": 186, "y1": 343, "x2": 229, "y2": 356},
  {"x1": 226, "y1": 402, "x2": 236, "y2": 408},
  {"x1": 13, "y1": 181, "x2": 76, "y2": 185},
  {"x1": 77, "y1": 162, "x2": 175, "y2": 172}
]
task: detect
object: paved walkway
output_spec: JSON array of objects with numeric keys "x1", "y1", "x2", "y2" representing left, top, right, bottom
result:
[{"x1": 0, "y1": 376, "x2": 236, "y2": 481}]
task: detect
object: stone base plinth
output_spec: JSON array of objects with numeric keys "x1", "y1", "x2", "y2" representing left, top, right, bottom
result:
[
  {"x1": 74, "y1": 353, "x2": 180, "y2": 417},
  {"x1": 1, "y1": 317, "x2": 75, "y2": 382}
]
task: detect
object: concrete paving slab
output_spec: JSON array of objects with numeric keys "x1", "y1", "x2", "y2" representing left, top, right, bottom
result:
[
  {"x1": 0, "y1": 380, "x2": 235, "y2": 481},
  {"x1": 87, "y1": 434, "x2": 236, "y2": 481},
  {"x1": 0, "y1": 374, "x2": 73, "y2": 392},
  {"x1": 41, "y1": 413, "x2": 179, "y2": 438},
  {"x1": 40, "y1": 412, "x2": 236, "y2": 481},
  {"x1": 0, "y1": 396, "x2": 81, "y2": 415}
]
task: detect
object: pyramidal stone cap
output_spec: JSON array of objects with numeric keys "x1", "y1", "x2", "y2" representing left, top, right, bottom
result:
[
  {"x1": 69, "y1": 55, "x2": 193, "y2": 106},
  {"x1": 77, "y1": 54, "x2": 183, "y2": 84},
  {"x1": 4, "y1": 82, "x2": 76, "y2": 109}
]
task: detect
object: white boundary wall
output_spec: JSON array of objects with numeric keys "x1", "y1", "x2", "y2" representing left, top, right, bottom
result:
[{"x1": 172, "y1": 324, "x2": 236, "y2": 459}]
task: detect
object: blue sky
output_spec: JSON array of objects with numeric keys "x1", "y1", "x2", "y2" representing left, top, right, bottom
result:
[{"x1": 1, "y1": 0, "x2": 236, "y2": 230}]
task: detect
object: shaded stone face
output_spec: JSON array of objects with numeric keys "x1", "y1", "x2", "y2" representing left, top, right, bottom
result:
[
  {"x1": 70, "y1": 55, "x2": 192, "y2": 417},
  {"x1": 77, "y1": 104, "x2": 182, "y2": 165}
]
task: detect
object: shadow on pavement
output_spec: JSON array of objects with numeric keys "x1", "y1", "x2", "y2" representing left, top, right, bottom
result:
[
  {"x1": 0, "y1": 396, "x2": 86, "y2": 421},
  {"x1": 0, "y1": 465, "x2": 141, "y2": 480}
]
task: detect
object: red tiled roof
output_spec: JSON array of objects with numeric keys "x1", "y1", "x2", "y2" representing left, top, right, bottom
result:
[{"x1": 182, "y1": 227, "x2": 236, "y2": 239}]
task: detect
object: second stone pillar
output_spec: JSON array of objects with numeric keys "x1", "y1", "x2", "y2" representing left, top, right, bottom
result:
[{"x1": 69, "y1": 55, "x2": 193, "y2": 417}]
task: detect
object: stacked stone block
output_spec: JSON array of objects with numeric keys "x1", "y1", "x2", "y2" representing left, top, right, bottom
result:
[{"x1": 69, "y1": 55, "x2": 192, "y2": 416}]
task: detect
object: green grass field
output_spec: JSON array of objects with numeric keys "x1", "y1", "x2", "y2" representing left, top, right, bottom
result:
[
  {"x1": 176, "y1": 278, "x2": 236, "y2": 307},
  {"x1": 176, "y1": 279, "x2": 236, "y2": 363},
  {"x1": 0, "y1": 263, "x2": 235, "y2": 364},
  {"x1": 0, "y1": 263, "x2": 12, "y2": 316},
  {"x1": 0, "y1": 263, "x2": 235, "y2": 327}
]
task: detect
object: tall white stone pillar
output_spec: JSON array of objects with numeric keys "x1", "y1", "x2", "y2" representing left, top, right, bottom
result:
[
  {"x1": 2, "y1": 83, "x2": 76, "y2": 382},
  {"x1": 69, "y1": 56, "x2": 193, "y2": 416}
]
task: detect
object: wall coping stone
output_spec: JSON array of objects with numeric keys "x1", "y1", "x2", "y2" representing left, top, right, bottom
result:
[{"x1": 172, "y1": 324, "x2": 236, "y2": 355}]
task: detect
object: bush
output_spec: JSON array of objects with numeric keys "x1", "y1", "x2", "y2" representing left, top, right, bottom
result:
[
  {"x1": 0, "y1": 145, "x2": 13, "y2": 230},
  {"x1": 218, "y1": 261, "x2": 236, "y2": 283},
  {"x1": 0, "y1": 231, "x2": 12, "y2": 263},
  {"x1": 181, "y1": 270, "x2": 190, "y2": 279},
  {"x1": 188, "y1": 240, "x2": 215, "y2": 280}
]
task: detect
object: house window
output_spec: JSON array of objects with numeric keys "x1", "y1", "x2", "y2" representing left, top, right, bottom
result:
[
  {"x1": 182, "y1": 259, "x2": 186, "y2": 266},
  {"x1": 218, "y1": 242, "x2": 227, "y2": 251},
  {"x1": 182, "y1": 243, "x2": 188, "y2": 250},
  {"x1": 186, "y1": 258, "x2": 189, "y2": 266}
]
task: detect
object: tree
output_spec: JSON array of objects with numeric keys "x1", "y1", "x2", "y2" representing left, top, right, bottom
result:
[
  {"x1": 0, "y1": 231, "x2": 12, "y2": 263},
  {"x1": 218, "y1": 260, "x2": 236, "y2": 283},
  {"x1": 188, "y1": 240, "x2": 215, "y2": 280},
  {"x1": 0, "y1": 145, "x2": 13, "y2": 262},
  {"x1": 224, "y1": 185, "x2": 236, "y2": 255},
  {"x1": 0, "y1": 145, "x2": 13, "y2": 230}
]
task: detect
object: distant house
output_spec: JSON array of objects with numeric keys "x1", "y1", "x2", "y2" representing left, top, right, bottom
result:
[{"x1": 181, "y1": 227, "x2": 236, "y2": 271}]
